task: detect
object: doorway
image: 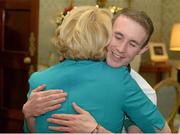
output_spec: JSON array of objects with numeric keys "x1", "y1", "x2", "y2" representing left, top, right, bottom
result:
[{"x1": 0, "y1": 0, "x2": 39, "y2": 132}]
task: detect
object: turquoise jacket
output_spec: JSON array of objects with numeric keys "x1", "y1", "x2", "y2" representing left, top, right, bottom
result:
[{"x1": 24, "y1": 59, "x2": 165, "y2": 133}]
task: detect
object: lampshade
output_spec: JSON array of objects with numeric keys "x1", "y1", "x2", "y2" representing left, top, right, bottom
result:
[{"x1": 170, "y1": 23, "x2": 180, "y2": 51}]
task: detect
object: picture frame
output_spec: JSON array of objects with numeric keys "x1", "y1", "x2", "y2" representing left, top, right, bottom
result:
[{"x1": 149, "y1": 42, "x2": 169, "y2": 62}]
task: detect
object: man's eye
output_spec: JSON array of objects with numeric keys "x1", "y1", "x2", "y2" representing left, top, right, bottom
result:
[
  {"x1": 115, "y1": 36, "x2": 122, "y2": 40},
  {"x1": 129, "y1": 43, "x2": 138, "y2": 48}
]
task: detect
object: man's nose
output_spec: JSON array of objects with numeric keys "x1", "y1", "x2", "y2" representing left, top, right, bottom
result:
[{"x1": 116, "y1": 42, "x2": 127, "y2": 53}]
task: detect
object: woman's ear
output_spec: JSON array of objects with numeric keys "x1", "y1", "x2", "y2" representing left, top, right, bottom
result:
[{"x1": 138, "y1": 45, "x2": 149, "y2": 55}]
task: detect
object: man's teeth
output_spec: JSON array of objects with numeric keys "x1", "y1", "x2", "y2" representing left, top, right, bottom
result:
[{"x1": 112, "y1": 50, "x2": 121, "y2": 58}]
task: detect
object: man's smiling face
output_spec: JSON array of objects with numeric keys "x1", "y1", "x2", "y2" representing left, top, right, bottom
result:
[{"x1": 106, "y1": 15, "x2": 149, "y2": 68}]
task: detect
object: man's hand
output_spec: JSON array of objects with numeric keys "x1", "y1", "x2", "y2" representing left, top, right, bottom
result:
[
  {"x1": 127, "y1": 125, "x2": 143, "y2": 133},
  {"x1": 22, "y1": 84, "x2": 67, "y2": 118},
  {"x1": 47, "y1": 102, "x2": 97, "y2": 133},
  {"x1": 22, "y1": 85, "x2": 67, "y2": 132}
]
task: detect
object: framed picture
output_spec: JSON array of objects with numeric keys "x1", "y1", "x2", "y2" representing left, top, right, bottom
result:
[{"x1": 149, "y1": 42, "x2": 168, "y2": 62}]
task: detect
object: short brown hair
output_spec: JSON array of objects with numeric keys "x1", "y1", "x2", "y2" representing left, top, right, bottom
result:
[{"x1": 113, "y1": 8, "x2": 154, "y2": 47}]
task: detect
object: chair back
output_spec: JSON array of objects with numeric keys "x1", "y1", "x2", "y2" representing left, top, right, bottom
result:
[{"x1": 154, "y1": 78, "x2": 180, "y2": 132}]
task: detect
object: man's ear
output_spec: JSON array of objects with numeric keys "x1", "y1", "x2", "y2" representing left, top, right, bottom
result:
[{"x1": 138, "y1": 45, "x2": 149, "y2": 55}]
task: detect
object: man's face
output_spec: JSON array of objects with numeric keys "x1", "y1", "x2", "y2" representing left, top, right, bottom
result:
[{"x1": 106, "y1": 15, "x2": 149, "y2": 68}]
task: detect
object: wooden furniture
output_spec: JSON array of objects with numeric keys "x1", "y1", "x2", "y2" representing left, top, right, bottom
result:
[
  {"x1": 154, "y1": 78, "x2": 180, "y2": 132},
  {"x1": 177, "y1": 67, "x2": 180, "y2": 83},
  {"x1": 139, "y1": 62, "x2": 172, "y2": 83},
  {"x1": 0, "y1": 0, "x2": 39, "y2": 132}
]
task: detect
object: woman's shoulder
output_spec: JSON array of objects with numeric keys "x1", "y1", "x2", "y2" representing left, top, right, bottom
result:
[
  {"x1": 101, "y1": 63, "x2": 129, "y2": 74},
  {"x1": 29, "y1": 62, "x2": 62, "y2": 80},
  {"x1": 99, "y1": 63, "x2": 133, "y2": 83}
]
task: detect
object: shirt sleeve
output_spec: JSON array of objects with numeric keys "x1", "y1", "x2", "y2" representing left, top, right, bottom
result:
[
  {"x1": 122, "y1": 77, "x2": 165, "y2": 133},
  {"x1": 130, "y1": 69, "x2": 157, "y2": 105}
]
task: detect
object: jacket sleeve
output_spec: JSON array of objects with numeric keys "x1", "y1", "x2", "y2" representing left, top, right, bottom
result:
[{"x1": 122, "y1": 77, "x2": 165, "y2": 133}]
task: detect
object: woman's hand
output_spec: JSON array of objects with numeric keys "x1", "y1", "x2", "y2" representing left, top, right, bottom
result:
[
  {"x1": 47, "y1": 102, "x2": 98, "y2": 133},
  {"x1": 22, "y1": 84, "x2": 67, "y2": 118}
]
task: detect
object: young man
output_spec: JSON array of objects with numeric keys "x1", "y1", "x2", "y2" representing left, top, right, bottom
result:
[{"x1": 23, "y1": 8, "x2": 171, "y2": 133}]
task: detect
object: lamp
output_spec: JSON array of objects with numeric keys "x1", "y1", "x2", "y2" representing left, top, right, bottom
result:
[
  {"x1": 170, "y1": 23, "x2": 180, "y2": 83},
  {"x1": 170, "y1": 23, "x2": 180, "y2": 51}
]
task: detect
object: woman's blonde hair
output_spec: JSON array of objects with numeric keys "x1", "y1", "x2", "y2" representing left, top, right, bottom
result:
[{"x1": 53, "y1": 6, "x2": 112, "y2": 60}]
